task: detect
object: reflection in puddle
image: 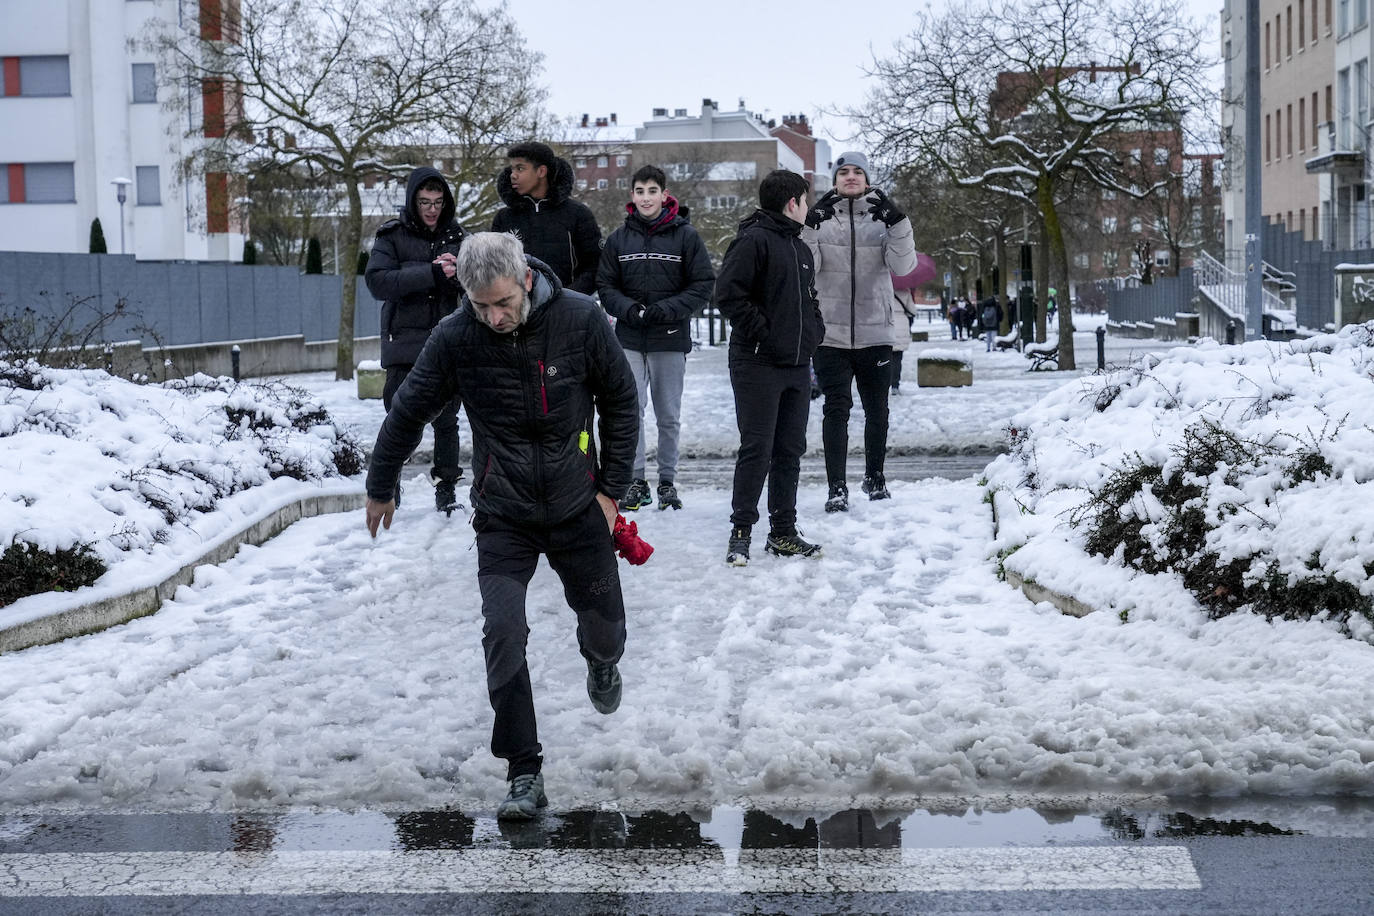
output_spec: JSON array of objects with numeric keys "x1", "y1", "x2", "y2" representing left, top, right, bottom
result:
[{"x1": 0, "y1": 800, "x2": 1356, "y2": 855}]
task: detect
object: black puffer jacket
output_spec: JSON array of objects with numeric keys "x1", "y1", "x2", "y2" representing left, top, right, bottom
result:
[
  {"x1": 596, "y1": 195, "x2": 715, "y2": 354},
  {"x1": 365, "y1": 259, "x2": 638, "y2": 526},
  {"x1": 365, "y1": 167, "x2": 468, "y2": 367},
  {"x1": 491, "y1": 157, "x2": 602, "y2": 295},
  {"x1": 713, "y1": 208, "x2": 825, "y2": 368}
]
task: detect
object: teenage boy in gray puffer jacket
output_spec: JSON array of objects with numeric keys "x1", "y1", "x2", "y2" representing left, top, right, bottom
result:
[{"x1": 803, "y1": 151, "x2": 935, "y2": 512}]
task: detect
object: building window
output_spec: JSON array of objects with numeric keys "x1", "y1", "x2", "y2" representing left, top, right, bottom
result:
[
  {"x1": 1287, "y1": 5, "x2": 1293, "y2": 56},
  {"x1": 615, "y1": 155, "x2": 627, "y2": 167},
  {"x1": 574, "y1": 157, "x2": 586, "y2": 169},
  {"x1": 136, "y1": 166, "x2": 160, "y2": 205},
  {"x1": 575, "y1": 178, "x2": 587, "y2": 190},
  {"x1": 1073, "y1": 252, "x2": 1090, "y2": 268},
  {"x1": 1102, "y1": 188, "x2": 1117, "y2": 200},
  {"x1": 0, "y1": 55, "x2": 71, "y2": 97},
  {"x1": 1103, "y1": 249, "x2": 1119, "y2": 270},
  {"x1": 1130, "y1": 217, "x2": 1143, "y2": 233},
  {"x1": 1301, "y1": 0, "x2": 1307, "y2": 43},
  {"x1": 1153, "y1": 148, "x2": 1169, "y2": 166},
  {"x1": 1359, "y1": 0, "x2": 1369, "y2": 28},
  {"x1": 1288, "y1": 102, "x2": 1294, "y2": 155},
  {"x1": 1266, "y1": 112, "x2": 1272, "y2": 160},
  {"x1": 1155, "y1": 250, "x2": 1171, "y2": 268},
  {"x1": 1102, "y1": 216, "x2": 1118, "y2": 233},
  {"x1": 1, "y1": 162, "x2": 76, "y2": 203},
  {"x1": 131, "y1": 63, "x2": 157, "y2": 103},
  {"x1": 1358, "y1": 59, "x2": 1370, "y2": 151},
  {"x1": 596, "y1": 178, "x2": 608, "y2": 190},
  {"x1": 616, "y1": 177, "x2": 628, "y2": 189},
  {"x1": 1339, "y1": 0, "x2": 1348, "y2": 33},
  {"x1": 1265, "y1": 21, "x2": 1272, "y2": 67},
  {"x1": 1339, "y1": 67, "x2": 1351, "y2": 148},
  {"x1": 1300, "y1": 96, "x2": 1307, "y2": 149},
  {"x1": 596, "y1": 155, "x2": 608, "y2": 168}
]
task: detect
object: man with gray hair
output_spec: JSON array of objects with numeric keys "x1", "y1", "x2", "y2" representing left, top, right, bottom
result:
[{"x1": 364, "y1": 232, "x2": 639, "y2": 820}]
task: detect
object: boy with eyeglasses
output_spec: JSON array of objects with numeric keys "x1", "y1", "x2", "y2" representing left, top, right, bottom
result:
[{"x1": 365, "y1": 166, "x2": 468, "y2": 514}]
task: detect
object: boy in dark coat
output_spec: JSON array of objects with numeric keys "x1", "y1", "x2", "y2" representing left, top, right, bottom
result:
[
  {"x1": 597, "y1": 165, "x2": 715, "y2": 512},
  {"x1": 714, "y1": 170, "x2": 826, "y2": 566},
  {"x1": 364, "y1": 166, "x2": 467, "y2": 513},
  {"x1": 491, "y1": 141, "x2": 602, "y2": 294}
]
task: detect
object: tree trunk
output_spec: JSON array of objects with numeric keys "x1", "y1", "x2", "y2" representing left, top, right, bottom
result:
[
  {"x1": 1039, "y1": 177, "x2": 1076, "y2": 369},
  {"x1": 334, "y1": 179, "x2": 364, "y2": 381}
]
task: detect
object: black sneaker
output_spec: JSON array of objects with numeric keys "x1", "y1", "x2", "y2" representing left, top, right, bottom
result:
[
  {"x1": 765, "y1": 530, "x2": 823, "y2": 558},
  {"x1": 586, "y1": 660, "x2": 622, "y2": 714},
  {"x1": 496, "y1": 773, "x2": 548, "y2": 820},
  {"x1": 619, "y1": 478, "x2": 651, "y2": 511},
  {"x1": 862, "y1": 472, "x2": 891, "y2": 501},
  {"x1": 725, "y1": 526, "x2": 751, "y2": 567},
  {"x1": 657, "y1": 482, "x2": 682, "y2": 511},
  {"x1": 434, "y1": 478, "x2": 460, "y2": 516},
  {"x1": 824, "y1": 481, "x2": 849, "y2": 513}
]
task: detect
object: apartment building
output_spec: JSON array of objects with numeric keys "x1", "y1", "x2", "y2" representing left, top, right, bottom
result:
[{"x1": 0, "y1": 0, "x2": 241, "y2": 260}]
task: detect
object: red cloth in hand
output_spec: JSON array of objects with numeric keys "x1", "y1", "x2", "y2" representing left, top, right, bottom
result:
[{"x1": 613, "y1": 514, "x2": 654, "y2": 565}]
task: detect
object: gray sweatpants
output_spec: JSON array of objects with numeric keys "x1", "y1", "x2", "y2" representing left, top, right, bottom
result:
[{"x1": 626, "y1": 349, "x2": 687, "y2": 484}]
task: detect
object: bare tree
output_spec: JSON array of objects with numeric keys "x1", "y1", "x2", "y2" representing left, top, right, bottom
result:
[
  {"x1": 852, "y1": 0, "x2": 1211, "y2": 368},
  {"x1": 148, "y1": 0, "x2": 545, "y2": 380}
]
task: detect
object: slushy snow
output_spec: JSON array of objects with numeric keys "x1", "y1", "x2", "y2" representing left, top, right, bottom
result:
[{"x1": 1, "y1": 318, "x2": 1371, "y2": 814}]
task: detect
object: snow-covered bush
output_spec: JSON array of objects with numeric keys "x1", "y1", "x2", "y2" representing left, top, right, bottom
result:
[
  {"x1": 987, "y1": 323, "x2": 1374, "y2": 640},
  {"x1": 0, "y1": 362, "x2": 364, "y2": 607}
]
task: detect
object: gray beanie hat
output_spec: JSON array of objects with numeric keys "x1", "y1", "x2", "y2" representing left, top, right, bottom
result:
[{"x1": 832, "y1": 151, "x2": 870, "y2": 182}]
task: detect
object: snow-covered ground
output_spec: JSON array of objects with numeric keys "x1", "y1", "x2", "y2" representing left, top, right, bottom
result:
[{"x1": 2, "y1": 316, "x2": 1371, "y2": 816}]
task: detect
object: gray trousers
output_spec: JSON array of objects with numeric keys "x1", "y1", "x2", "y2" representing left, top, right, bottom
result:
[{"x1": 626, "y1": 349, "x2": 687, "y2": 484}]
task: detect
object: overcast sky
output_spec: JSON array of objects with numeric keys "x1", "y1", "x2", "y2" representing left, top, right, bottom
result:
[{"x1": 511, "y1": 0, "x2": 1225, "y2": 151}]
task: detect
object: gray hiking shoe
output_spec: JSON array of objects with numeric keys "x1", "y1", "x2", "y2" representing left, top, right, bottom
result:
[
  {"x1": 619, "y1": 478, "x2": 651, "y2": 511},
  {"x1": 726, "y1": 526, "x2": 751, "y2": 567},
  {"x1": 587, "y1": 661, "x2": 622, "y2": 714},
  {"x1": 765, "y1": 530, "x2": 823, "y2": 558},
  {"x1": 656, "y1": 482, "x2": 682, "y2": 510},
  {"x1": 496, "y1": 773, "x2": 548, "y2": 820}
]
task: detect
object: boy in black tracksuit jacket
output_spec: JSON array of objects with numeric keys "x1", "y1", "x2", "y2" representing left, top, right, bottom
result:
[
  {"x1": 714, "y1": 169, "x2": 826, "y2": 566},
  {"x1": 597, "y1": 164, "x2": 715, "y2": 512}
]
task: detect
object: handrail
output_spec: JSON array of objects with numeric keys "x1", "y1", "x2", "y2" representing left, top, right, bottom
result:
[{"x1": 1194, "y1": 250, "x2": 1287, "y2": 320}]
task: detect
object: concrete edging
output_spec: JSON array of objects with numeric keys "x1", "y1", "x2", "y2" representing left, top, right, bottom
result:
[
  {"x1": 0, "y1": 491, "x2": 366, "y2": 654},
  {"x1": 988, "y1": 487, "x2": 1098, "y2": 618}
]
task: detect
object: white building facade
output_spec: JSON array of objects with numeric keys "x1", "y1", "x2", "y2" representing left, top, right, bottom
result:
[{"x1": 0, "y1": 0, "x2": 240, "y2": 260}]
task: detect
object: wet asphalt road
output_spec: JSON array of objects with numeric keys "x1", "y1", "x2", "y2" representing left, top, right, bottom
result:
[{"x1": 3, "y1": 802, "x2": 1372, "y2": 914}]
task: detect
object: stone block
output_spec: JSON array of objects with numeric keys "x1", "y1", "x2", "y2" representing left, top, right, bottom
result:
[
  {"x1": 916, "y1": 355, "x2": 972, "y2": 387},
  {"x1": 356, "y1": 366, "x2": 385, "y2": 400},
  {"x1": 909, "y1": 330, "x2": 929, "y2": 342}
]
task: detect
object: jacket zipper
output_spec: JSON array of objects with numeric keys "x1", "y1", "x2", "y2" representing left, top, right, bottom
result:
[
  {"x1": 792, "y1": 237, "x2": 805, "y2": 365},
  {"x1": 537, "y1": 359, "x2": 549, "y2": 414},
  {"x1": 848, "y1": 200, "x2": 857, "y2": 347},
  {"x1": 515, "y1": 329, "x2": 546, "y2": 523}
]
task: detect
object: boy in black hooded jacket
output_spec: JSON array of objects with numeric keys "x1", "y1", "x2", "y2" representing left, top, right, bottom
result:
[{"x1": 364, "y1": 167, "x2": 467, "y2": 513}]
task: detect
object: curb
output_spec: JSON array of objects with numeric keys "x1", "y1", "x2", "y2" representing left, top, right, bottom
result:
[
  {"x1": 988, "y1": 487, "x2": 1098, "y2": 618},
  {"x1": 0, "y1": 490, "x2": 366, "y2": 655}
]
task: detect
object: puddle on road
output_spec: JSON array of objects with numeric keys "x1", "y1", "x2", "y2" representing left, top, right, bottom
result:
[{"x1": 1, "y1": 798, "x2": 1367, "y2": 854}]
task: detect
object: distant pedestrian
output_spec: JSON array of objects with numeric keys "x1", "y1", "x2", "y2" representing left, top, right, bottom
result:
[
  {"x1": 1047, "y1": 287, "x2": 1059, "y2": 326},
  {"x1": 947, "y1": 297, "x2": 961, "y2": 340},
  {"x1": 363, "y1": 232, "x2": 639, "y2": 821},
  {"x1": 960, "y1": 295, "x2": 977, "y2": 339},
  {"x1": 715, "y1": 169, "x2": 826, "y2": 566},
  {"x1": 597, "y1": 164, "x2": 716, "y2": 512},
  {"x1": 979, "y1": 296, "x2": 1003, "y2": 352},
  {"x1": 802, "y1": 151, "x2": 935, "y2": 510},
  {"x1": 364, "y1": 166, "x2": 468, "y2": 514},
  {"x1": 491, "y1": 141, "x2": 602, "y2": 294}
]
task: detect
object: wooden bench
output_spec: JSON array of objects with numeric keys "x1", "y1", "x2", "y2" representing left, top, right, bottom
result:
[
  {"x1": 1025, "y1": 341, "x2": 1059, "y2": 370},
  {"x1": 994, "y1": 332, "x2": 1020, "y2": 352}
]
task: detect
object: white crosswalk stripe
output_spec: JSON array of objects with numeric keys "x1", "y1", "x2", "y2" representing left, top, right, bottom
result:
[{"x1": 1, "y1": 846, "x2": 1200, "y2": 896}]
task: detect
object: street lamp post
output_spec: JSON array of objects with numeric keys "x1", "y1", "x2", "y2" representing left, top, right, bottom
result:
[{"x1": 111, "y1": 178, "x2": 132, "y2": 255}]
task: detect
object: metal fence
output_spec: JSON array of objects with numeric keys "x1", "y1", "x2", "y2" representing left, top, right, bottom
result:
[
  {"x1": 1106, "y1": 218, "x2": 1374, "y2": 333},
  {"x1": 0, "y1": 251, "x2": 381, "y2": 348}
]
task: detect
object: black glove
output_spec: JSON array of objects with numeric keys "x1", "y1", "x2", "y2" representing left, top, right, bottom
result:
[
  {"x1": 865, "y1": 188, "x2": 906, "y2": 228},
  {"x1": 804, "y1": 189, "x2": 842, "y2": 229}
]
